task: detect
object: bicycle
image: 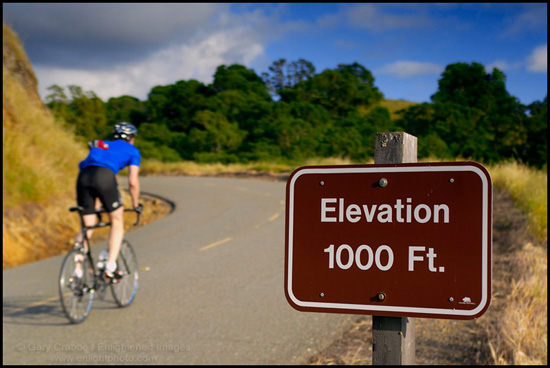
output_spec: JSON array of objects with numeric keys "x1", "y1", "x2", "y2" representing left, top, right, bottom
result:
[{"x1": 59, "y1": 206, "x2": 142, "y2": 324}]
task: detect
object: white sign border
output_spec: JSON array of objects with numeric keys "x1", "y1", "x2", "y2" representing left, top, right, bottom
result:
[{"x1": 286, "y1": 163, "x2": 492, "y2": 317}]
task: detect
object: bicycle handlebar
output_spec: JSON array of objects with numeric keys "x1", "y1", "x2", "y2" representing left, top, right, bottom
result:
[
  {"x1": 126, "y1": 207, "x2": 142, "y2": 226},
  {"x1": 69, "y1": 205, "x2": 143, "y2": 227}
]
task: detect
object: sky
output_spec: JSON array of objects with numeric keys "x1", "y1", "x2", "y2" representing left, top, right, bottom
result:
[{"x1": 3, "y1": 3, "x2": 547, "y2": 106}]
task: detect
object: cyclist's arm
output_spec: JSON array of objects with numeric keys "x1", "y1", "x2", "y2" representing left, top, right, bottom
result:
[{"x1": 128, "y1": 165, "x2": 140, "y2": 209}]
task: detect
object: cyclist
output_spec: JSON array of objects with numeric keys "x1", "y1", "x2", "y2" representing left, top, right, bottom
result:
[{"x1": 74, "y1": 122, "x2": 142, "y2": 281}]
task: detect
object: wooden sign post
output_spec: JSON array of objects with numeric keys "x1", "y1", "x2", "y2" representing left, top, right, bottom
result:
[
  {"x1": 373, "y1": 132, "x2": 417, "y2": 365},
  {"x1": 284, "y1": 131, "x2": 492, "y2": 364}
]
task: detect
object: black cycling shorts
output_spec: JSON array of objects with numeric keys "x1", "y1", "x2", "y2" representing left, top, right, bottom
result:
[{"x1": 76, "y1": 166, "x2": 122, "y2": 215}]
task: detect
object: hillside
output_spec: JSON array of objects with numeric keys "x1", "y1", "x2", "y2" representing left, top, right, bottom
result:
[
  {"x1": 360, "y1": 99, "x2": 418, "y2": 121},
  {"x1": 3, "y1": 24, "x2": 89, "y2": 268},
  {"x1": 3, "y1": 25, "x2": 88, "y2": 205},
  {"x1": 3, "y1": 25, "x2": 38, "y2": 102}
]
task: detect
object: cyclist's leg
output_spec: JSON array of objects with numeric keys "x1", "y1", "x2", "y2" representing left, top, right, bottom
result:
[
  {"x1": 75, "y1": 213, "x2": 97, "y2": 248},
  {"x1": 106, "y1": 206, "x2": 124, "y2": 267},
  {"x1": 74, "y1": 168, "x2": 101, "y2": 276},
  {"x1": 76, "y1": 167, "x2": 101, "y2": 250},
  {"x1": 73, "y1": 214, "x2": 96, "y2": 277},
  {"x1": 83, "y1": 166, "x2": 123, "y2": 273}
]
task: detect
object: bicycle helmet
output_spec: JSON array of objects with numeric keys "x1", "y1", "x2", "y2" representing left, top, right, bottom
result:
[{"x1": 112, "y1": 122, "x2": 138, "y2": 141}]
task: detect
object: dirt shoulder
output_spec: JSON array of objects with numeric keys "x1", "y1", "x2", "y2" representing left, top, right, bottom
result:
[{"x1": 2, "y1": 192, "x2": 173, "y2": 270}]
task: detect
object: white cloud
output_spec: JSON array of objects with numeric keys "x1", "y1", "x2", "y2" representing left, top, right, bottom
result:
[
  {"x1": 486, "y1": 60, "x2": 523, "y2": 72},
  {"x1": 35, "y1": 27, "x2": 265, "y2": 101},
  {"x1": 376, "y1": 61, "x2": 443, "y2": 78},
  {"x1": 35, "y1": 67, "x2": 121, "y2": 101},
  {"x1": 486, "y1": 60, "x2": 510, "y2": 71},
  {"x1": 527, "y1": 44, "x2": 547, "y2": 72},
  {"x1": 32, "y1": 6, "x2": 272, "y2": 101}
]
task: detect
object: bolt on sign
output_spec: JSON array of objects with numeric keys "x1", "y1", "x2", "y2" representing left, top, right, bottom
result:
[{"x1": 284, "y1": 162, "x2": 492, "y2": 320}]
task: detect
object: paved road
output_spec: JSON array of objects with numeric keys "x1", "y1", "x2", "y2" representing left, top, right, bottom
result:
[{"x1": 3, "y1": 176, "x2": 357, "y2": 364}]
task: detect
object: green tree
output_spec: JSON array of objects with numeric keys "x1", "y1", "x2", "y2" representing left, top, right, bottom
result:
[
  {"x1": 135, "y1": 122, "x2": 183, "y2": 162},
  {"x1": 67, "y1": 85, "x2": 109, "y2": 140},
  {"x1": 212, "y1": 64, "x2": 271, "y2": 101},
  {"x1": 207, "y1": 89, "x2": 270, "y2": 147},
  {"x1": 45, "y1": 84, "x2": 69, "y2": 121},
  {"x1": 210, "y1": 64, "x2": 274, "y2": 156},
  {"x1": 338, "y1": 62, "x2": 383, "y2": 106},
  {"x1": 147, "y1": 79, "x2": 211, "y2": 132},
  {"x1": 430, "y1": 63, "x2": 527, "y2": 161},
  {"x1": 262, "y1": 58, "x2": 316, "y2": 97},
  {"x1": 262, "y1": 58, "x2": 287, "y2": 94},
  {"x1": 522, "y1": 97, "x2": 548, "y2": 168},
  {"x1": 284, "y1": 62, "x2": 383, "y2": 117},
  {"x1": 322, "y1": 115, "x2": 363, "y2": 159},
  {"x1": 45, "y1": 85, "x2": 108, "y2": 142},
  {"x1": 188, "y1": 110, "x2": 247, "y2": 154},
  {"x1": 255, "y1": 101, "x2": 323, "y2": 160},
  {"x1": 105, "y1": 95, "x2": 147, "y2": 127},
  {"x1": 431, "y1": 62, "x2": 491, "y2": 108}
]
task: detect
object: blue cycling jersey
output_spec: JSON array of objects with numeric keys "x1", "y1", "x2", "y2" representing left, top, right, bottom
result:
[{"x1": 79, "y1": 139, "x2": 141, "y2": 175}]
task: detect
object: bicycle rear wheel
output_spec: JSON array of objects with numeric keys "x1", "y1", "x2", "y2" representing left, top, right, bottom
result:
[
  {"x1": 59, "y1": 248, "x2": 94, "y2": 323},
  {"x1": 111, "y1": 240, "x2": 138, "y2": 307}
]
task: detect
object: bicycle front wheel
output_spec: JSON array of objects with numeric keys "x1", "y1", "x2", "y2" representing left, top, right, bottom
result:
[
  {"x1": 59, "y1": 248, "x2": 94, "y2": 323},
  {"x1": 111, "y1": 240, "x2": 138, "y2": 307}
]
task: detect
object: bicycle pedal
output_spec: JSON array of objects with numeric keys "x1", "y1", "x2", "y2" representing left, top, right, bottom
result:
[{"x1": 104, "y1": 270, "x2": 123, "y2": 284}]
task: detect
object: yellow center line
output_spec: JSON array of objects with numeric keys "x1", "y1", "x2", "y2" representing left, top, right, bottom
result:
[
  {"x1": 268, "y1": 213, "x2": 280, "y2": 222},
  {"x1": 199, "y1": 236, "x2": 233, "y2": 251},
  {"x1": 8, "y1": 295, "x2": 59, "y2": 314}
]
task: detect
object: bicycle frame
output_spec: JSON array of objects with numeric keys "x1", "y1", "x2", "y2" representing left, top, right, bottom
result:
[
  {"x1": 60, "y1": 206, "x2": 141, "y2": 323},
  {"x1": 72, "y1": 207, "x2": 139, "y2": 277}
]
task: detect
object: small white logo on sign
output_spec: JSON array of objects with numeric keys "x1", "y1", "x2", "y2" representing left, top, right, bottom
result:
[{"x1": 459, "y1": 297, "x2": 475, "y2": 305}]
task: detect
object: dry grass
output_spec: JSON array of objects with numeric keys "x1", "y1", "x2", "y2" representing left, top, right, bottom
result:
[
  {"x1": 3, "y1": 198, "x2": 81, "y2": 269},
  {"x1": 489, "y1": 161, "x2": 547, "y2": 244},
  {"x1": 487, "y1": 242, "x2": 547, "y2": 365},
  {"x1": 3, "y1": 24, "x2": 38, "y2": 93},
  {"x1": 3, "y1": 67, "x2": 86, "y2": 208},
  {"x1": 358, "y1": 99, "x2": 419, "y2": 120},
  {"x1": 2, "y1": 189, "x2": 172, "y2": 270},
  {"x1": 503, "y1": 243, "x2": 547, "y2": 364},
  {"x1": 3, "y1": 54, "x2": 87, "y2": 268},
  {"x1": 139, "y1": 156, "x2": 361, "y2": 177},
  {"x1": 475, "y1": 161, "x2": 547, "y2": 365},
  {"x1": 303, "y1": 156, "x2": 368, "y2": 166},
  {"x1": 140, "y1": 159, "x2": 292, "y2": 176}
]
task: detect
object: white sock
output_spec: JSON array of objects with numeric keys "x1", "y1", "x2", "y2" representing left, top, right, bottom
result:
[
  {"x1": 74, "y1": 267, "x2": 83, "y2": 278},
  {"x1": 106, "y1": 262, "x2": 117, "y2": 273}
]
